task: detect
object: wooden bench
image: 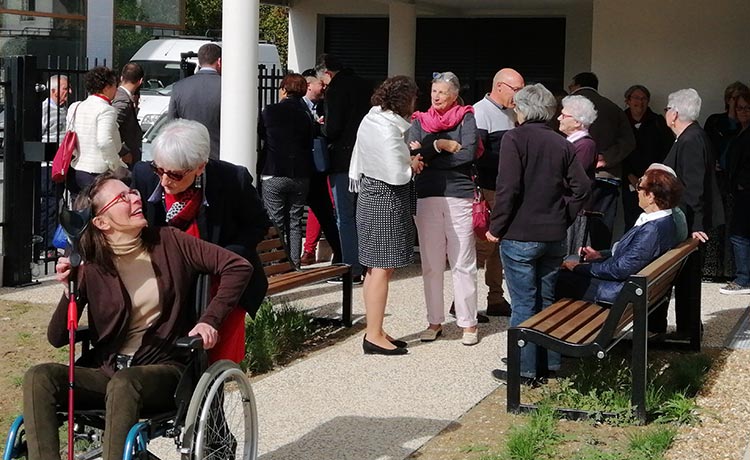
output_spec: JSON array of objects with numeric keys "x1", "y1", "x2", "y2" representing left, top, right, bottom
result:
[
  {"x1": 258, "y1": 227, "x2": 352, "y2": 327},
  {"x1": 506, "y1": 238, "x2": 700, "y2": 422}
]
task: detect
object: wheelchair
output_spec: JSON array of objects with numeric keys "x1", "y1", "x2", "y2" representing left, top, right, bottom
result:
[{"x1": 3, "y1": 275, "x2": 259, "y2": 460}]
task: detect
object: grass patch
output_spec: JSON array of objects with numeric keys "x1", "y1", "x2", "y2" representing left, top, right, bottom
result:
[
  {"x1": 502, "y1": 405, "x2": 561, "y2": 460},
  {"x1": 242, "y1": 299, "x2": 315, "y2": 374},
  {"x1": 537, "y1": 351, "x2": 711, "y2": 425}
]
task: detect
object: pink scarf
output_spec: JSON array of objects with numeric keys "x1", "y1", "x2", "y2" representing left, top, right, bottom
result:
[
  {"x1": 412, "y1": 103, "x2": 484, "y2": 158},
  {"x1": 412, "y1": 103, "x2": 475, "y2": 133}
]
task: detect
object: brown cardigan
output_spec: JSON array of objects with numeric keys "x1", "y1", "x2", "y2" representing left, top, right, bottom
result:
[{"x1": 47, "y1": 226, "x2": 253, "y2": 376}]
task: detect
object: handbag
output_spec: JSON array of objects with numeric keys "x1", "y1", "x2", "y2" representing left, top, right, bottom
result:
[
  {"x1": 51, "y1": 104, "x2": 80, "y2": 183},
  {"x1": 312, "y1": 137, "x2": 330, "y2": 173},
  {"x1": 472, "y1": 187, "x2": 491, "y2": 241}
]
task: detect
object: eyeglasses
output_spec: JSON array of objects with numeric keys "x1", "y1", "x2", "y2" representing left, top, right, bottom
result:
[
  {"x1": 559, "y1": 112, "x2": 575, "y2": 119},
  {"x1": 501, "y1": 82, "x2": 523, "y2": 93},
  {"x1": 636, "y1": 177, "x2": 647, "y2": 192},
  {"x1": 737, "y1": 105, "x2": 750, "y2": 113},
  {"x1": 663, "y1": 106, "x2": 673, "y2": 114},
  {"x1": 96, "y1": 189, "x2": 140, "y2": 216},
  {"x1": 150, "y1": 161, "x2": 192, "y2": 182}
]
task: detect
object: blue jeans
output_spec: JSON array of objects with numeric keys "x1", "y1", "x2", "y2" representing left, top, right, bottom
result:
[
  {"x1": 329, "y1": 172, "x2": 362, "y2": 277},
  {"x1": 501, "y1": 239, "x2": 565, "y2": 377},
  {"x1": 730, "y1": 235, "x2": 750, "y2": 286}
]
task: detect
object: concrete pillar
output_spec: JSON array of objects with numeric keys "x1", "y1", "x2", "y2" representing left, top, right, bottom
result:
[
  {"x1": 221, "y1": 0, "x2": 259, "y2": 179},
  {"x1": 388, "y1": 0, "x2": 416, "y2": 78},
  {"x1": 86, "y1": 0, "x2": 114, "y2": 66},
  {"x1": 288, "y1": 6, "x2": 319, "y2": 73}
]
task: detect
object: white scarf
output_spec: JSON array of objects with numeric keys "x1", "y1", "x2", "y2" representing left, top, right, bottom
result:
[{"x1": 348, "y1": 106, "x2": 413, "y2": 192}]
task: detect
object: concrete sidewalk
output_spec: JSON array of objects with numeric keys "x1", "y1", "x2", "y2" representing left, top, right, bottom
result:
[{"x1": 2, "y1": 264, "x2": 746, "y2": 459}]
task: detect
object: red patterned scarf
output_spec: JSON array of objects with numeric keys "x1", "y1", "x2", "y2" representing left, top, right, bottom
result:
[{"x1": 164, "y1": 187, "x2": 203, "y2": 237}]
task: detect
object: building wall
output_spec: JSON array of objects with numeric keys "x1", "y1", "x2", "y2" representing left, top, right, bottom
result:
[{"x1": 591, "y1": 0, "x2": 750, "y2": 123}]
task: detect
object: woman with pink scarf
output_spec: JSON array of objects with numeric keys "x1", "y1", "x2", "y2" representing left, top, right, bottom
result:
[{"x1": 407, "y1": 72, "x2": 480, "y2": 346}]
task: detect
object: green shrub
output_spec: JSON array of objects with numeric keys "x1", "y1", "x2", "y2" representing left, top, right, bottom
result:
[
  {"x1": 627, "y1": 425, "x2": 676, "y2": 460},
  {"x1": 242, "y1": 299, "x2": 315, "y2": 374},
  {"x1": 503, "y1": 405, "x2": 561, "y2": 460}
]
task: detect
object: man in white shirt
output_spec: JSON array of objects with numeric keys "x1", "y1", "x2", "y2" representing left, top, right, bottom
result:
[
  {"x1": 471, "y1": 68, "x2": 524, "y2": 317},
  {"x1": 41, "y1": 74, "x2": 70, "y2": 142}
]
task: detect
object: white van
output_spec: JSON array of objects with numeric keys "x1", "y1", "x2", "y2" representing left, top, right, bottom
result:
[{"x1": 131, "y1": 37, "x2": 281, "y2": 131}]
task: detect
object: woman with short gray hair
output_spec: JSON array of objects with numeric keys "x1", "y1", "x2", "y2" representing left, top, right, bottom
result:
[
  {"x1": 407, "y1": 71, "x2": 481, "y2": 346},
  {"x1": 486, "y1": 83, "x2": 591, "y2": 384}
]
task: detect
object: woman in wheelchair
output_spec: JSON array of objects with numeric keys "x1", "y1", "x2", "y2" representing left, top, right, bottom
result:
[
  {"x1": 22, "y1": 173, "x2": 253, "y2": 460},
  {"x1": 556, "y1": 168, "x2": 683, "y2": 305}
]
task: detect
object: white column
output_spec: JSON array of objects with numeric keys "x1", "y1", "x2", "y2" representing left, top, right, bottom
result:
[
  {"x1": 288, "y1": 6, "x2": 319, "y2": 73},
  {"x1": 86, "y1": 0, "x2": 114, "y2": 66},
  {"x1": 221, "y1": 0, "x2": 260, "y2": 179},
  {"x1": 388, "y1": 0, "x2": 416, "y2": 77}
]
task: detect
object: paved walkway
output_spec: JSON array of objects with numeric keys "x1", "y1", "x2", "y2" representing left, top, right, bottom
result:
[{"x1": 1, "y1": 264, "x2": 746, "y2": 459}]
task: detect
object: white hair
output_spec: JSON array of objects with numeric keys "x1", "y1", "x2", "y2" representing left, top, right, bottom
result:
[
  {"x1": 432, "y1": 71, "x2": 460, "y2": 95},
  {"x1": 667, "y1": 88, "x2": 702, "y2": 123},
  {"x1": 48, "y1": 74, "x2": 68, "y2": 91},
  {"x1": 561, "y1": 95, "x2": 598, "y2": 128},
  {"x1": 152, "y1": 119, "x2": 210, "y2": 170},
  {"x1": 646, "y1": 163, "x2": 678, "y2": 178},
  {"x1": 514, "y1": 83, "x2": 556, "y2": 122}
]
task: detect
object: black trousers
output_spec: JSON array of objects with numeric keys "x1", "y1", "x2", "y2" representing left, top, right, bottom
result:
[
  {"x1": 306, "y1": 171, "x2": 342, "y2": 264},
  {"x1": 589, "y1": 180, "x2": 620, "y2": 250}
]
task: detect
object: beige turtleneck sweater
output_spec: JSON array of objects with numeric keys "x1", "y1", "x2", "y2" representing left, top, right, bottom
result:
[{"x1": 111, "y1": 235, "x2": 161, "y2": 356}]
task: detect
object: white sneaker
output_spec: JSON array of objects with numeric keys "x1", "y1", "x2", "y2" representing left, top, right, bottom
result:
[
  {"x1": 719, "y1": 281, "x2": 750, "y2": 295},
  {"x1": 462, "y1": 330, "x2": 479, "y2": 346}
]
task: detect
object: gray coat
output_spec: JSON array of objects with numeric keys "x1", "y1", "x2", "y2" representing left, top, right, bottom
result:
[
  {"x1": 168, "y1": 69, "x2": 222, "y2": 160},
  {"x1": 112, "y1": 87, "x2": 142, "y2": 163}
]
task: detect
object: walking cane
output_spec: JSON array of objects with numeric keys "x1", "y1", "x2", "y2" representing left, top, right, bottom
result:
[
  {"x1": 579, "y1": 210, "x2": 604, "y2": 263},
  {"x1": 58, "y1": 206, "x2": 91, "y2": 460}
]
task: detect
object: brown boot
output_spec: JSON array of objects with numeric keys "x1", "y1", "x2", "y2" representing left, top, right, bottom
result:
[
  {"x1": 486, "y1": 298, "x2": 511, "y2": 317},
  {"x1": 300, "y1": 251, "x2": 316, "y2": 266}
]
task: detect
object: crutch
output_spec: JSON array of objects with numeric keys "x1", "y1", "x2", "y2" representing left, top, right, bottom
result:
[{"x1": 58, "y1": 205, "x2": 91, "y2": 460}]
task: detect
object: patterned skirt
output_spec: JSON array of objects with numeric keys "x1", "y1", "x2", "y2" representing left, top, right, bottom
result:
[{"x1": 356, "y1": 175, "x2": 416, "y2": 268}]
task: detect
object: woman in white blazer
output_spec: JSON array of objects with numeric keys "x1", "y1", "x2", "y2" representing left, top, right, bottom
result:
[{"x1": 66, "y1": 66, "x2": 125, "y2": 194}]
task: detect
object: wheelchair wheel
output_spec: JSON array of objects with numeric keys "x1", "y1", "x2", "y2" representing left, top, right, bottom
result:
[{"x1": 182, "y1": 360, "x2": 258, "y2": 460}]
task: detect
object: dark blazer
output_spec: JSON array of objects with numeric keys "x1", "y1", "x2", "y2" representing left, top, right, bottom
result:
[
  {"x1": 622, "y1": 107, "x2": 674, "y2": 179},
  {"x1": 258, "y1": 96, "x2": 314, "y2": 178},
  {"x1": 132, "y1": 159, "x2": 270, "y2": 316},
  {"x1": 490, "y1": 121, "x2": 591, "y2": 242},
  {"x1": 168, "y1": 69, "x2": 222, "y2": 160},
  {"x1": 663, "y1": 122, "x2": 725, "y2": 232},
  {"x1": 321, "y1": 68, "x2": 372, "y2": 173},
  {"x1": 728, "y1": 126, "x2": 750, "y2": 191},
  {"x1": 565, "y1": 215, "x2": 677, "y2": 304},
  {"x1": 112, "y1": 87, "x2": 143, "y2": 163},
  {"x1": 48, "y1": 227, "x2": 252, "y2": 377},
  {"x1": 573, "y1": 87, "x2": 636, "y2": 179}
]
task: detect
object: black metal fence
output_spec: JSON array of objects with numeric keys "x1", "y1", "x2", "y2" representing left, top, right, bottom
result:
[{"x1": 0, "y1": 56, "x2": 284, "y2": 286}]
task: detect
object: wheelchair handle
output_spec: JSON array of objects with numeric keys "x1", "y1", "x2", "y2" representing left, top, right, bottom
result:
[{"x1": 175, "y1": 336, "x2": 204, "y2": 350}]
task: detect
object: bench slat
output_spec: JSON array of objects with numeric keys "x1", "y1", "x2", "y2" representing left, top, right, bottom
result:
[
  {"x1": 519, "y1": 298, "x2": 580, "y2": 329},
  {"x1": 526, "y1": 299, "x2": 594, "y2": 332},
  {"x1": 565, "y1": 308, "x2": 610, "y2": 344},
  {"x1": 266, "y1": 266, "x2": 349, "y2": 295},
  {"x1": 549, "y1": 303, "x2": 607, "y2": 341},
  {"x1": 260, "y1": 249, "x2": 288, "y2": 264},
  {"x1": 257, "y1": 238, "x2": 285, "y2": 253},
  {"x1": 264, "y1": 262, "x2": 295, "y2": 277}
]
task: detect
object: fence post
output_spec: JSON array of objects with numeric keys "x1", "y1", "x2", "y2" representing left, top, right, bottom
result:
[{"x1": 2, "y1": 55, "x2": 40, "y2": 286}]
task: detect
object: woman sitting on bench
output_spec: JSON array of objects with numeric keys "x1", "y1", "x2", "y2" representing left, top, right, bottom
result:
[
  {"x1": 557, "y1": 168, "x2": 683, "y2": 305},
  {"x1": 24, "y1": 173, "x2": 252, "y2": 460}
]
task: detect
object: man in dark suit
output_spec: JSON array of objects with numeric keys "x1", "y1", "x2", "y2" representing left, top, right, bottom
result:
[
  {"x1": 569, "y1": 72, "x2": 636, "y2": 248},
  {"x1": 113, "y1": 62, "x2": 144, "y2": 167},
  {"x1": 168, "y1": 43, "x2": 222, "y2": 160},
  {"x1": 131, "y1": 121, "x2": 271, "y2": 317},
  {"x1": 315, "y1": 54, "x2": 371, "y2": 283}
]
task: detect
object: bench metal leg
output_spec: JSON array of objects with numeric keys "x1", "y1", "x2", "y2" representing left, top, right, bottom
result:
[
  {"x1": 632, "y1": 301, "x2": 648, "y2": 424},
  {"x1": 342, "y1": 269, "x2": 352, "y2": 327},
  {"x1": 507, "y1": 329, "x2": 522, "y2": 413}
]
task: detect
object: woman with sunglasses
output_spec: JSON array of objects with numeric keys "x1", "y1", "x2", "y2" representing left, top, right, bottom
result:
[
  {"x1": 28, "y1": 172, "x2": 252, "y2": 460},
  {"x1": 132, "y1": 119, "x2": 270, "y2": 363}
]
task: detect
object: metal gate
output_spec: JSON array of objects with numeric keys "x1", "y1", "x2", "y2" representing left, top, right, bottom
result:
[{"x1": 1, "y1": 55, "x2": 98, "y2": 286}]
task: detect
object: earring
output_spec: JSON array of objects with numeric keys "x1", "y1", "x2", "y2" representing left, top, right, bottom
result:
[{"x1": 194, "y1": 173, "x2": 203, "y2": 189}]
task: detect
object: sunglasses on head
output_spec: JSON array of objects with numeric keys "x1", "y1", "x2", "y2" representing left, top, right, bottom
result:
[{"x1": 150, "y1": 161, "x2": 191, "y2": 182}]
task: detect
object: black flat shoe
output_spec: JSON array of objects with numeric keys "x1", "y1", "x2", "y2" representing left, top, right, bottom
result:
[
  {"x1": 491, "y1": 369, "x2": 546, "y2": 388},
  {"x1": 389, "y1": 339, "x2": 408, "y2": 348},
  {"x1": 363, "y1": 337, "x2": 408, "y2": 355}
]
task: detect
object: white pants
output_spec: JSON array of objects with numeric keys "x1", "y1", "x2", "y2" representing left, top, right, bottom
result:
[{"x1": 415, "y1": 197, "x2": 478, "y2": 328}]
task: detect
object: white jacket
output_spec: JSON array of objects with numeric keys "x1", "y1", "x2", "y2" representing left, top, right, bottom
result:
[
  {"x1": 67, "y1": 95, "x2": 125, "y2": 174},
  {"x1": 348, "y1": 106, "x2": 413, "y2": 191}
]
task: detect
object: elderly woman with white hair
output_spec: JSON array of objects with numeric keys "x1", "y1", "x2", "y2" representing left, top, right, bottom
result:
[
  {"x1": 558, "y1": 95, "x2": 599, "y2": 255},
  {"x1": 486, "y1": 83, "x2": 590, "y2": 384},
  {"x1": 132, "y1": 119, "x2": 271, "y2": 363},
  {"x1": 407, "y1": 71, "x2": 481, "y2": 346}
]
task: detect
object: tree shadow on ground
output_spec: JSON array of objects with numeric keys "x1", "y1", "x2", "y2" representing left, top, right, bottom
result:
[{"x1": 259, "y1": 414, "x2": 450, "y2": 460}]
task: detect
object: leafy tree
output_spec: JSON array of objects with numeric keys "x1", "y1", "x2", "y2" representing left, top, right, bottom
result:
[{"x1": 185, "y1": 1, "x2": 288, "y2": 68}]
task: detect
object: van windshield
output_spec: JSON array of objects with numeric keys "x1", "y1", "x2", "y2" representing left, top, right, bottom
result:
[{"x1": 134, "y1": 60, "x2": 196, "y2": 92}]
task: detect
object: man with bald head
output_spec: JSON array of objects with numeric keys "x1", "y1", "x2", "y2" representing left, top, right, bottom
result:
[{"x1": 472, "y1": 68, "x2": 524, "y2": 317}]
